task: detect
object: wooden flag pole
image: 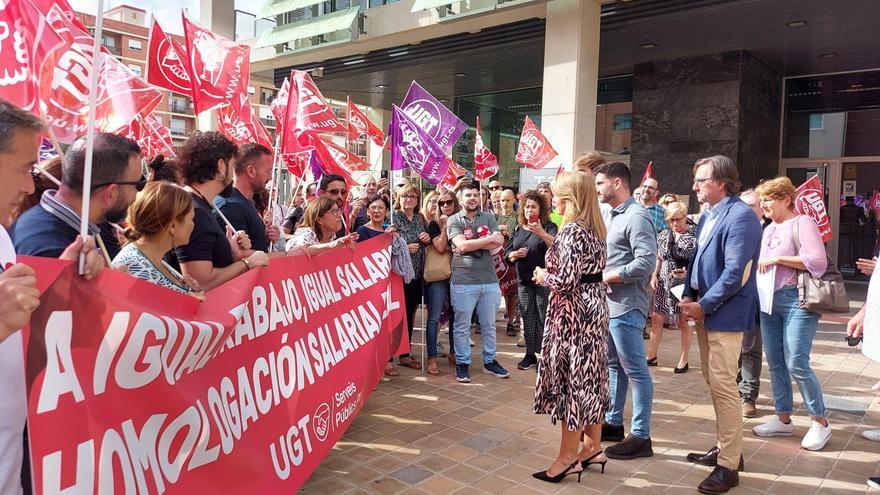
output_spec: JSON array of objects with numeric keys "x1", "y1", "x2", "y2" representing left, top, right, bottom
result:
[{"x1": 78, "y1": 0, "x2": 106, "y2": 275}]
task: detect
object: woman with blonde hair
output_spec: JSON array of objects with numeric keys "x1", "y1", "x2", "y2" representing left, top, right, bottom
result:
[
  {"x1": 751, "y1": 176, "x2": 832, "y2": 451},
  {"x1": 112, "y1": 181, "x2": 203, "y2": 296},
  {"x1": 393, "y1": 182, "x2": 429, "y2": 370},
  {"x1": 531, "y1": 171, "x2": 610, "y2": 483},
  {"x1": 646, "y1": 201, "x2": 697, "y2": 372}
]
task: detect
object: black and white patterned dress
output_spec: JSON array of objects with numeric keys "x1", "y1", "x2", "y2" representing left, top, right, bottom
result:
[
  {"x1": 653, "y1": 227, "x2": 697, "y2": 324},
  {"x1": 534, "y1": 221, "x2": 610, "y2": 431}
]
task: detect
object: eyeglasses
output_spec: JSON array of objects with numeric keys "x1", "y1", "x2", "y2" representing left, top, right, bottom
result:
[
  {"x1": 326, "y1": 207, "x2": 341, "y2": 216},
  {"x1": 92, "y1": 176, "x2": 147, "y2": 192},
  {"x1": 693, "y1": 177, "x2": 713, "y2": 185},
  {"x1": 326, "y1": 188, "x2": 347, "y2": 196},
  {"x1": 403, "y1": 194, "x2": 419, "y2": 200},
  {"x1": 667, "y1": 217, "x2": 685, "y2": 224},
  {"x1": 439, "y1": 200, "x2": 454, "y2": 207}
]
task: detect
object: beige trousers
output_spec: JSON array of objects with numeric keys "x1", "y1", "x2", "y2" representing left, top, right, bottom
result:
[{"x1": 695, "y1": 321, "x2": 744, "y2": 470}]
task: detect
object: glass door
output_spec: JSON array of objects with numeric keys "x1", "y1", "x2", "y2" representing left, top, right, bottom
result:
[{"x1": 839, "y1": 162, "x2": 880, "y2": 281}]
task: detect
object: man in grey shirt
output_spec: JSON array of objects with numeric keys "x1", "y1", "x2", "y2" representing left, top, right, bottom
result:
[
  {"x1": 447, "y1": 183, "x2": 510, "y2": 383},
  {"x1": 594, "y1": 162, "x2": 658, "y2": 460}
]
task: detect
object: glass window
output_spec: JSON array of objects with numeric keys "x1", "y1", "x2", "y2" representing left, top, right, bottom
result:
[
  {"x1": 260, "y1": 88, "x2": 277, "y2": 106},
  {"x1": 783, "y1": 70, "x2": 880, "y2": 158},
  {"x1": 613, "y1": 113, "x2": 632, "y2": 131},
  {"x1": 128, "y1": 39, "x2": 142, "y2": 51},
  {"x1": 128, "y1": 64, "x2": 141, "y2": 77},
  {"x1": 169, "y1": 118, "x2": 187, "y2": 135}
]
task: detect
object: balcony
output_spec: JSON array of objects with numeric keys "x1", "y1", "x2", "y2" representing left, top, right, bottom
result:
[
  {"x1": 104, "y1": 44, "x2": 122, "y2": 56},
  {"x1": 170, "y1": 102, "x2": 193, "y2": 115}
]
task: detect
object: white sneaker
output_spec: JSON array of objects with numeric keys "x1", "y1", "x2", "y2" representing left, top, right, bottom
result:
[
  {"x1": 752, "y1": 416, "x2": 794, "y2": 437},
  {"x1": 863, "y1": 429, "x2": 880, "y2": 442},
  {"x1": 469, "y1": 337, "x2": 475, "y2": 347},
  {"x1": 801, "y1": 420, "x2": 832, "y2": 451}
]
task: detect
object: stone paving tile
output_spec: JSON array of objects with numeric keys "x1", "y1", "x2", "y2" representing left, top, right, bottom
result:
[{"x1": 305, "y1": 286, "x2": 879, "y2": 493}]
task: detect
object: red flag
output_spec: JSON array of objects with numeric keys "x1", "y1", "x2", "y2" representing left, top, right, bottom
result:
[
  {"x1": 442, "y1": 157, "x2": 467, "y2": 187},
  {"x1": 515, "y1": 116, "x2": 558, "y2": 169},
  {"x1": 182, "y1": 12, "x2": 250, "y2": 115},
  {"x1": 271, "y1": 77, "x2": 290, "y2": 136},
  {"x1": 795, "y1": 175, "x2": 832, "y2": 243},
  {"x1": 474, "y1": 116, "x2": 499, "y2": 180},
  {"x1": 285, "y1": 70, "x2": 346, "y2": 136},
  {"x1": 313, "y1": 136, "x2": 370, "y2": 174},
  {"x1": 0, "y1": 0, "x2": 61, "y2": 112},
  {"x1": 120, "y1": 113, "x2": 176, "y2": 160},
  {"x1": 146, "y1": 20, "x2": 193, "y2": 95},
  {"x1": 641, "y1": 161, "x2": 653, "y2": 186},
  {"x1": 870, "y1": 190, "x2": 880, "y2": 216},
  {"x1": 216, "y1": 94, "x2": 273, "y2": 149},
  {"x1": 347, "y1": 98, "x2": 385, "y2": 147},
  {"x1": 33, "y1": 4, "x2": 162, "y2": 142},
  {"x1": 307, "y1": 135, "x2": 357, "y2": 187}
]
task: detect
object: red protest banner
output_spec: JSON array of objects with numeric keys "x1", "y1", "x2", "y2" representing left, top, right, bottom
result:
[
  {"x1": 217, "y1": 95, "x2": 274, "y2": 149},
  {"x1": 515, "y1": 116, "x2": 558, "y2": 169},
  {"x1": 146, "y1": 20, "x2": 193, "y2": 95},
  {"x1": 795, "y1": 175, "x2": 832, "y2": 242},
  {"x1": 22, "y1": 236, "x2": 407, "y2": 494}
]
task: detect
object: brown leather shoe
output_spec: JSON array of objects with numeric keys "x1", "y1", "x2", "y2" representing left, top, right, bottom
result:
[
  {"x1": 698, "y1": 465, "x2": 739, "y2": 494},
  {"x1": 686, "y1": 447, "x2": 744, "y2": 471},
  {"x1": 742, "y1": 400, "x2": 757, "y2": 418}
]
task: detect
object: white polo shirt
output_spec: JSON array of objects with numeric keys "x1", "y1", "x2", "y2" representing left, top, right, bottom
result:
[{"x1": 0, "y1": 224, "x2": 25, "y2": 495}]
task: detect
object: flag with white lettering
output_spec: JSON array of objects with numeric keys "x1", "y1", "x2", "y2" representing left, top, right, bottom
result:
[
  {"x1": 795, "y1": 175, "x2": 832, "y2": 242},
  {"x1": 515, "y1": 116, "x2": 558, "y2": 169},
  {"x1": 400, "y1": 81, "x2": 466, "y2": 154},
  {"x1": 346, "y1": 98, "x2": 385, "y2": 147},
  {"x1": 389, "y1": 105, "x2": 449, "y2": 185},
  {"x1": 473, "y1": 116, "x2": 498, "y2": 181},
  {"x1": 146, "y1": 20, "x2": 193, "y2": 95},
  {"x1": 182, "y1": 12, "x2": 250, "y2": 115}
]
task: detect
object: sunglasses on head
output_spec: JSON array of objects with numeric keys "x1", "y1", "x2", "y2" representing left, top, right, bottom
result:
[{"x1": 92, "y1": 176, "x2": 147, "y2": 192}]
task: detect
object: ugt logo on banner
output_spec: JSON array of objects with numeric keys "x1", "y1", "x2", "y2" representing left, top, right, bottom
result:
[{"x1": 795, "y1": 175, "x2": 832, "y2": 242}]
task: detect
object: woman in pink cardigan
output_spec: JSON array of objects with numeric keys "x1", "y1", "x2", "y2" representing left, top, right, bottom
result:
[{"x1": 751, "y1": 177, "x2": 831, "y2": 451}]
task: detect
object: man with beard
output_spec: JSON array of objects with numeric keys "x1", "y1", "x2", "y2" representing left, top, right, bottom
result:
[
  {"x1": 13, "y1": 132, "x2": 144, "y2": 259},
  {"x1": 319, "y1": 174, "x2": 351, "y2": 237},
  {"x1": 593, "y1": 162, "x2": 658, "y2": 461},
  {"x1": 214, "y1": 143, "x2": 279, "y2": 252},
  {"x1": 447, "y1": 183, "x2": 510, "y2": 383},
  {"x1": 497, "y1": 189, "x2": 520, "y2": 336},
  {"x1": 639, "y1": 177, "x2": 666, "y2": 234}
]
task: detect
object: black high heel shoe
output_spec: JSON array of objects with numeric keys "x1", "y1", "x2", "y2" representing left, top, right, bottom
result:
[
  {"x1": 580, "y1": 450, "x2": 608, "y2": 474},
  {"x1": 532, "y1": 460, "x2": 583, "y2": 483}
]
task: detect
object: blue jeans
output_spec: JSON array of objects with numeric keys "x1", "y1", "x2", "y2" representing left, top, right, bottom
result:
[
  {"x1": 425, "y1": 280, "x2": 450, "y2": 358},
  {"x1": 760, "y1": 286, "x2": 825, "y2": 417},
  {"x1": 606, "y1": 310, "x2": 654, "y2": 439},
  {"x1": 451, "y1": 282, "x2": 501, "y2": 365}
]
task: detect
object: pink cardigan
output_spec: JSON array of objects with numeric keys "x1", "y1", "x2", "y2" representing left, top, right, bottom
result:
[{"x1": 760, "y1": 215, "x2": 828, "y2": 291}]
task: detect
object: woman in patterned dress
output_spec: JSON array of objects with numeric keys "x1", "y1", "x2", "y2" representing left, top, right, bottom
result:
[
  {"x1": 646, "y1": 202, "x2": 697, "y2": 372},
  {"x1": 531, "y1": 171, "x2": 609, "y2": 483}
]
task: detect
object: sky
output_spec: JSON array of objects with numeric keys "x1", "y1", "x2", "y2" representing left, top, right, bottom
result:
[{"x1": 67, "y1": 0, "x2": 253, "y2": 35}]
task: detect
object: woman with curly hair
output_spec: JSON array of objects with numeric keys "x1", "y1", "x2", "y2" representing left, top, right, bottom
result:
[
  {"x1": 174, "y1": 131, "x2": 267, "y2": 291},
  {"x1": 505, "y1": 189, "x2": 558, "y2": 371}
]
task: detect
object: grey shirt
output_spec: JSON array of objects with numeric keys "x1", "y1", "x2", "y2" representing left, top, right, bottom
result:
[
  {"x1": 447, "y1": 210, "x2": 500, "y2": 285},
  {"x1": 604, "y1": 197, "x2": 658, "y2": 318}
]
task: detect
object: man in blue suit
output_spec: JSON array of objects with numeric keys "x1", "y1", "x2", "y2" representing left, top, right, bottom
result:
[{"x1": 680, "y1": 155, "x2": 762, "y2": 495}]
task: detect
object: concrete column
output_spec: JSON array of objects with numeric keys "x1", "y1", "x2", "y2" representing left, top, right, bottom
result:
[
  {"x1": 540, "y1": 0, "x2": 601, "y2": 169},
  {"x1": 196, "y1": 0, "x2": 235, "y2": 131}
]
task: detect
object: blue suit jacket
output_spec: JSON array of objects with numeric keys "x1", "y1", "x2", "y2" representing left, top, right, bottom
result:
[{"x1": 682, "y1": 196, "x2": 762, "y2": 331}]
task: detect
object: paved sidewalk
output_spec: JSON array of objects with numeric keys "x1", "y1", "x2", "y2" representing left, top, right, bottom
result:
[{"x1": 302, "y1": 285, "x2": 878, "y2": 494}]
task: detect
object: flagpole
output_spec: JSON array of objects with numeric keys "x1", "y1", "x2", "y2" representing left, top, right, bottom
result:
[
  {"x1": 265, "y1": 135, "x2": 283, "y2": 253},
  {"x1": 78, "y1": 0, "x2": 106, "y2": 275}
]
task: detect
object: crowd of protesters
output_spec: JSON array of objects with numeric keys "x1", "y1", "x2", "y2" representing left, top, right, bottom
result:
[{"x1": 1, "y1": 95, "x2": 880, "y2": 495}]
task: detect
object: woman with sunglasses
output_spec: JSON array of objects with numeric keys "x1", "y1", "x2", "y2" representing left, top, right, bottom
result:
[
  {"x1": 113, "y1": 181, "x2": 203, "y2": 298},
  {"x1": 424, "y1": 189, "x2": 460, "y2": 373},
  {"x1": 287, "y1": 196, "x2": 359, "y2": 255},
  {"x1": 392, "y1": 183, "x2": 429, "y2": 370},
  {"x1": 646, "y1": 202, "x2": 696, "y2": 372}
]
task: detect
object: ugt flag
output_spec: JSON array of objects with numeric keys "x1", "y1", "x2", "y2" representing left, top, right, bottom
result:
[
  {"x1": 146, "y1": 20, "x2": 193, "y2": 95},
  {"x1": 473, "y1": 116, "x2": 498, "y2": 181},
  {"x1": 515, "y1": 116, "x2": 558, "y2": 169},
  {"x1": 400, "y1": 81, "x2": 466, "y2": 154},
  {"x1": 390, "y1": 105, "x2": 449, "y2": 186},
  {"x1": 182, "y1": 11, "x2": 250, "y2": 115},
  {"x1": 347, "y1": 98, "x2": 385, "y2": 147},
  {"x1": 795, "y1": 175, "x2": 832, "y2": 242},
  {"x1": 641, "y1": 161, "x2": 653, "y2": 186},
  {"x1": 217, "y1": 94, "x2": 273, "y2": 149}
]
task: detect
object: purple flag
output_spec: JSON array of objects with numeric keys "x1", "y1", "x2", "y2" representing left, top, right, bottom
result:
[
  {"x1": 39, "y1": 138, "x2": 60, "y2": 163},
  {"x1": 390, "y1": 105, "x2": 450, "y2": 185},
  {"x1": 309, "y1": 150, "x2": 324, "y2": 182},
  {"x1": 401, "y1": 81, "x2": 467, "y2": 153}
]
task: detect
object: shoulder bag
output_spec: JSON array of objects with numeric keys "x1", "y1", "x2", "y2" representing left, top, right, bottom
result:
[
  {"x1": 791, "y1": 218, "x2": 849, "y2": 313},
  {"x1": 423, "y1": 219, "x2": 452, "y2": 282}
]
